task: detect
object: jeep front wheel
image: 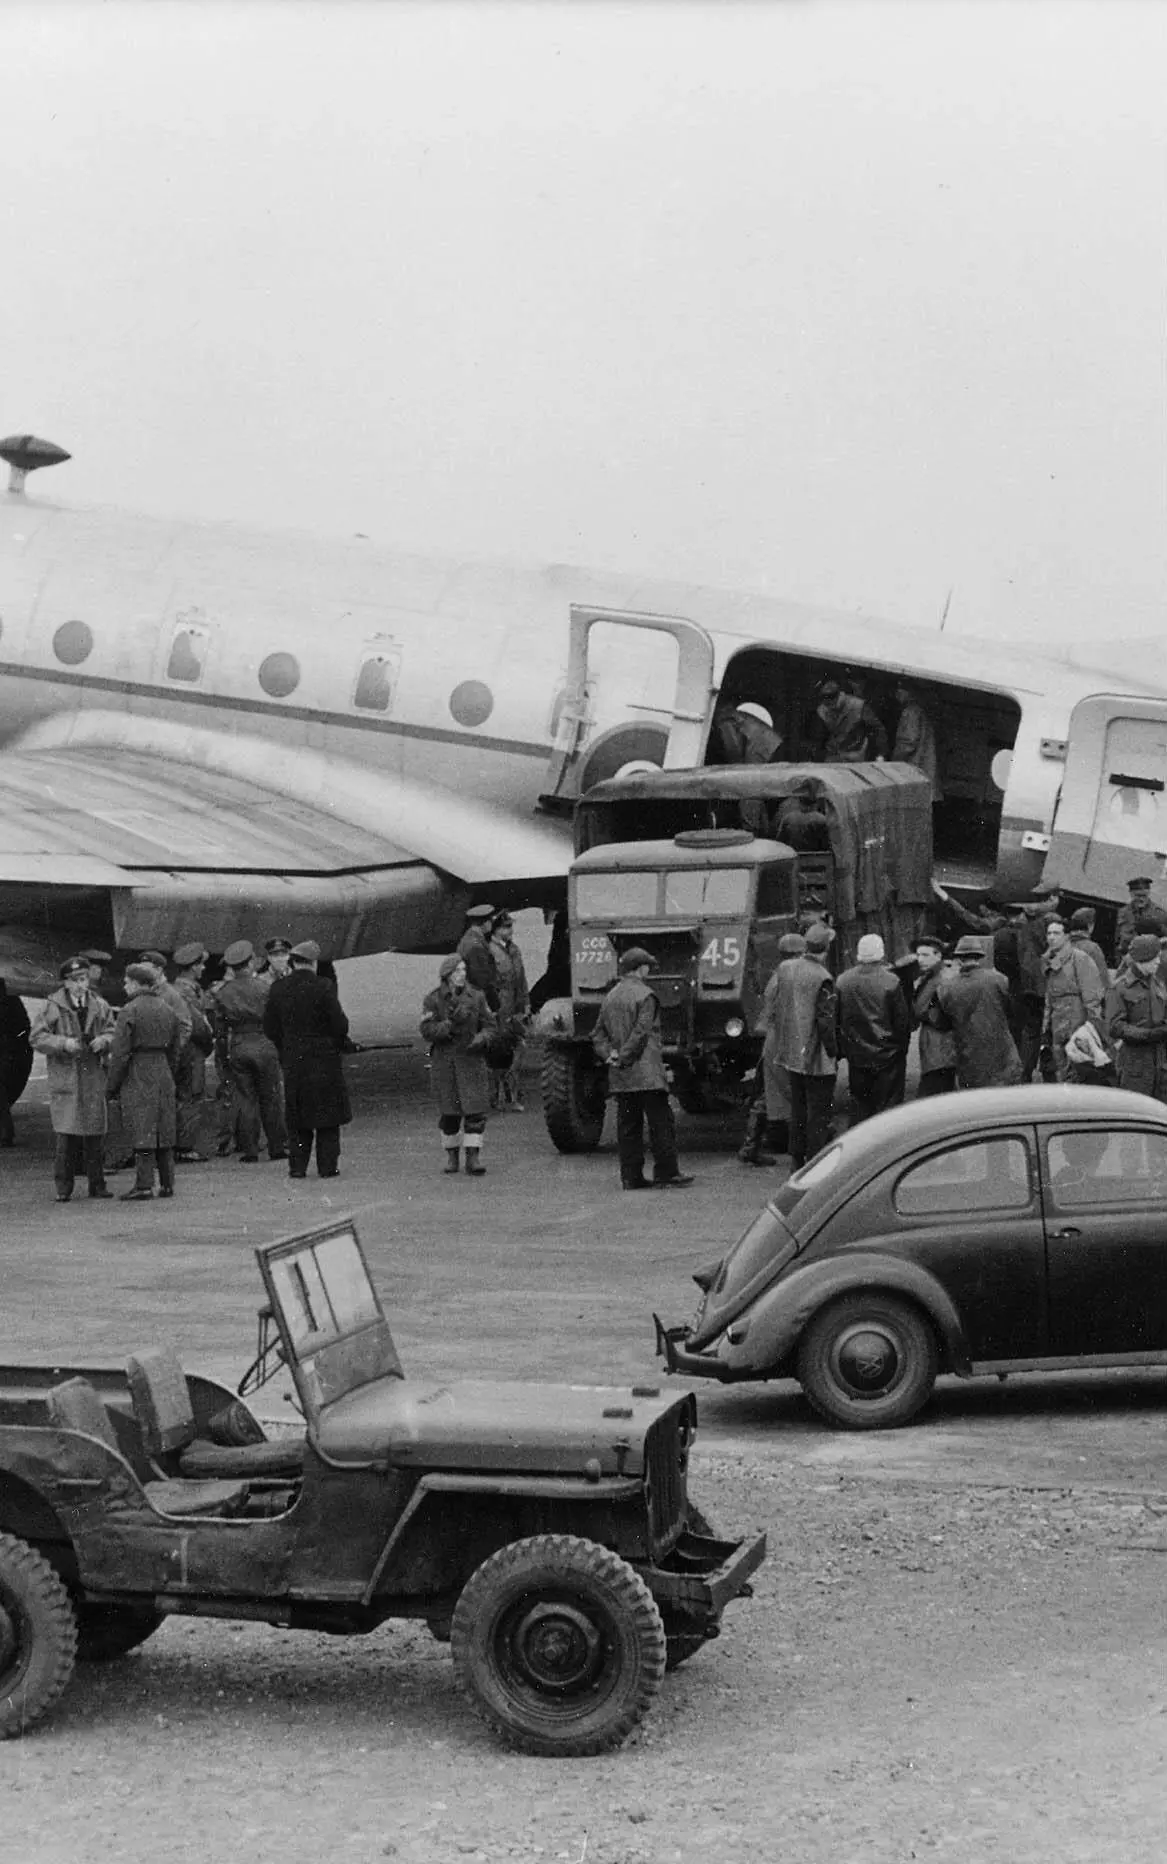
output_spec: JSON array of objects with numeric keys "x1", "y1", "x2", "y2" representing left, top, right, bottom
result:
[
  {"x1": 451, "y1": 1534, "x2": 666, "y2": 1756},
  {"x1": 0, "y1": 1533, "x2": 78, "y2": 1737},
  {"x1": 542, "y1": 1048, "x2": 606, "y2": 1153},
  {"x1": 797, "y1": 1293, "x2": 938, "y2": 1430}
]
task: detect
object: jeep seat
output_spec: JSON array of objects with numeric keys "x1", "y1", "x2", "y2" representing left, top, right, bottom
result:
[
  {"x1": 46, "y1": 1378, "x2": 250, "y2": 1520},
  {"x1": 125, "y1": 1347, "x2": 304, "y2": 1479}
]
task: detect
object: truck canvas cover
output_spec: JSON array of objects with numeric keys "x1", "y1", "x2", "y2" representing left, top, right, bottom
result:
[{"x1": 577, "y1": 763, "x2": 934, "y2": 925}]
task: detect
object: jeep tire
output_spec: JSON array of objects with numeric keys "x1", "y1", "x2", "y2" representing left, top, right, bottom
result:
[
  {"x1": 0, "y1": 1533, "x2": 78, "y2": 1738},
  {"x1": 451, "y1": 1534, "x2": 666, "y2": 1756}
]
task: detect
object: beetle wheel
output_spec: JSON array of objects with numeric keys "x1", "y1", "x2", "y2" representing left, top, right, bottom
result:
[
  {"x1": 797, "y1": 1293, "x2": 938, "y2": 1430},
  {"x1": 0, "y1": 1533, "x2": 78, "y2": 1738},
  {"x1": 451, "y1": 1534, "x2": 665, "y2": 1756}
]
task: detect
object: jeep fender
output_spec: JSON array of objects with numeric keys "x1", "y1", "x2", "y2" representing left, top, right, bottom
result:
[{"x1": 720, "y1": 1255, "x2": 970, "y2": 1379}]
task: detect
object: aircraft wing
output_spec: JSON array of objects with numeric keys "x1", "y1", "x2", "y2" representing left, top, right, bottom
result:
[{"x1": 0, "y1": 732, "x2": 571, "y2": 989}]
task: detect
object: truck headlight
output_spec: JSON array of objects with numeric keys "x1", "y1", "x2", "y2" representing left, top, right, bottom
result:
[{"x1": 724, "y1": 1017, "x2": 745, "y2": 1038}]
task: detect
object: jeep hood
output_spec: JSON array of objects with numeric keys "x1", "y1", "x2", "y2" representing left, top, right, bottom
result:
[{"x1": 312, "y1": 1377, "x2": 687, "y2": 1470}]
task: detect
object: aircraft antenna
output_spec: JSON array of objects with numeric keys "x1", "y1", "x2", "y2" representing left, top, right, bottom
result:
[
  {"x1": 0, "y1": 434, "x2": 71, "y2": 496},
  {"x1": 938, "y1": 586, "x2": 954, "y2": 632}
]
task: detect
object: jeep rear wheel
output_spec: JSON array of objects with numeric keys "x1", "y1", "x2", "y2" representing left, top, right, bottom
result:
[
  {"x1": 797, "y1": 1293, "x2": 938, "y2": 1430},
  {"x1": 0, "y1": 1533, "x2": 77, "y2": 1737},
  {"x1": 542, "y1": 1048, "x2": 606, "y2": 1153},
  {"x1": 75, "y1": 1603, "x2": 163, "y2": 1663},
  {"x1": 451, "y1": 1535, "x2": 666, "y2": 1756}
]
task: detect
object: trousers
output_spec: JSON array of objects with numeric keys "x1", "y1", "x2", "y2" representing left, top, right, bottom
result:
[
  {"x1": 614, "y1": 1090, "x2": 680, "y2": 1187},
  {"x1": 788, "y1": 1073, "x2": 835, "y2": 1168},
  {"x1": 847, "y1": 1057, "x2": 905, "y2": 1125},
  {"x1": 289, "y1": 1126, "x2": 341, "y2": 1178},
  {"x1": 54, "y1": 1134, "x2": 106, "y2": 1197}
]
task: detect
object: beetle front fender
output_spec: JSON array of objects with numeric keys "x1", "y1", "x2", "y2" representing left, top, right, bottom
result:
[{"x1": 720, "y1": 1255, "x2": 971, "y2": 1379}]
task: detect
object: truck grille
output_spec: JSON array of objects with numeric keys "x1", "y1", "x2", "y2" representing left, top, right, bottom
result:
[{"x1": 644, "y1": 1399, "x2": 695, "y2": 1550}]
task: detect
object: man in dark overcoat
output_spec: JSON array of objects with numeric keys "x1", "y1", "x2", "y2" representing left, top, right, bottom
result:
[
  {"x1": 171, "y1": 942, "x2": 216, "y2": 1162},
  {"x1": 1107, "y1": 934, "x2": 1167, "y2": 1103},
  {"x1": 772, "y1": 921, "x2": 838, "y2": 1167},
  {"x1": 263, "y1": 940, "x2": 351, "y2": 1179},
  {"x1": 911, "y1": 936, "x2": 957, "y2": 1097},
  {"x1": 836, "y1": 932, "x2": 911, "y2": 1125},
  {"x1": 592, "y1": 947, "x2": 693, "y2": 1191},
  {"x1": 0, "y1": 977, "x2": 31, "y2": 1146},
  {"x1": 420, "y1": 954, "x2": 495, "y2": 1174},
  {"x1": 105, "y1": 963, "x2": 184, "y2": 1200},
  {"x1": 937, "y1": 937, "x2": 1022, "y2": 1089}
]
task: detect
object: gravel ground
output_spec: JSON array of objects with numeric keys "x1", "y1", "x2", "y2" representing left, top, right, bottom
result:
[{"x1": 6, "y1": 1449, "x2": 1167, "y2": 1864}]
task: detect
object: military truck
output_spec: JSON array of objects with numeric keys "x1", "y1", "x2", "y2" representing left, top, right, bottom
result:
[
  {"x1": 0, "y1": 1217, "x2": 764, "y2": 1755},
  {"x1": 540, "y1": 762, "x2": 933, "y2": 1150}
]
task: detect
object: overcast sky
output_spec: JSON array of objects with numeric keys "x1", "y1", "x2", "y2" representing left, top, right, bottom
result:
[{"x1": 4, "y1": 0, "x2": 1165, "y2": 646}]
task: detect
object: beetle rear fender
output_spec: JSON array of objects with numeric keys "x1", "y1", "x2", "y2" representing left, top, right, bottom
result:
[{"x1": 727, "y1": 1256, "x2": 971, "y2": 1378}]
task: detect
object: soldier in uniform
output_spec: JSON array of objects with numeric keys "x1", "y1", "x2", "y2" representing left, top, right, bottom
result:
[
  {"x1": 105, "y1": 962, "x2": 184, "y2": 1201},
  {"x1": 214, "y1": 940, "x2": 288, "y2": 1163},
  {"x1": 257, "y1": 937, "x2": 293, "y2": 988},
  {"x1": 171, "y1": 942, "x2": 216, "y2": 1161},
  {"x1": 1116, "y1": 877, "x2": 1167, "y2": 961},
  {"x1": 457, "y1": 904, "x2": 501, "y2": 1012},
  {"x1": 29, "y1": 957, "x2": 116, "y2": 1201}
]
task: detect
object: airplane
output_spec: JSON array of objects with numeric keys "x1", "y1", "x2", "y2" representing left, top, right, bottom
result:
[{"x1": 1, "y1": 432, "x2": 1164, "y2": 995}]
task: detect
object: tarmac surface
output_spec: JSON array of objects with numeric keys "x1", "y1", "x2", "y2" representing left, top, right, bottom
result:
[{"x1": 6, "y1": 939, "x2": 1167, "y2": 1863}]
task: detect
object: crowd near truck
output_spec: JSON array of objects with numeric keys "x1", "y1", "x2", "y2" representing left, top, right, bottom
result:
[{"x1": 540, "y1": 763, "x2": 934, "y2": 1151}]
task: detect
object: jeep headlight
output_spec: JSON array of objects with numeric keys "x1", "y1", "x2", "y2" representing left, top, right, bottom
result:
[{"x1": 724, "y1": 1016, "x2": 745, "y2": 1038}]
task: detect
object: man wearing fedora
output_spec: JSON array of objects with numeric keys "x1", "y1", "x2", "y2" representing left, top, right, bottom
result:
[
  {"x1": 937, "y1": 936, "x2": 1022, "y2": 1089},
  {"x1": 592, "y1": 947, "x2": 693, "y2": 1191},
  {"x1": 30, "y1": 956, "x2": 116, "y2": 1201},
  {"x1": 263, "y1": 940, "x2": 352, "y2": 1179}
]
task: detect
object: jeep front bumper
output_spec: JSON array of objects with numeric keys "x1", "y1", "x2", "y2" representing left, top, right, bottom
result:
[{"x1": 644, "y1": 1523, "x2": 767, "y2": 1621}]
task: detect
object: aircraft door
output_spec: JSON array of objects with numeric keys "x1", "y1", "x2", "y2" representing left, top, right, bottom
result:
[
  {"x1": 1045, "y1": 694, "x2": 1167, "y2": 904},
  {"x1": 540, "y1": 605, "x2": 715, "y2": 809}
]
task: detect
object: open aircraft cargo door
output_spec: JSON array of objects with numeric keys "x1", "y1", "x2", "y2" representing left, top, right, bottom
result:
[
  {"x1": 540, "y1": 606, "x2": 716, "y2": 810},
  {"x1": 1044, "y1": 694, "x2": 1167, "y2": 905}
]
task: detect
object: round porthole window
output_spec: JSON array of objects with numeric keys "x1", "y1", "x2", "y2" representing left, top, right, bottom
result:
[
  {"x1": 448, "y1": 679, "x2": 494, "y2": 728},
  {"x1": 53, "y1": 619, "x2": 94, "y2": 665},
  {"x1": 258, "y1": 651, "x2": 301, "y2": 699}
]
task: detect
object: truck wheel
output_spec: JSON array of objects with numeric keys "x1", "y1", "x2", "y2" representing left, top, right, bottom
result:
[
  {"x1": 664, "y1": 1505, "x2": 717, "y2": 1670},
  {"x1": 0, "y1": 1533, "x2": 78, "y2": 1737},
  {"x1": 75, "y1": 1603, "x2": 162, "y2": 1663},
  {"x1": 797, "y1": 1293, "x2": 938, "y2": 1430},
  {"x1": 451, "y1": 1534, "x2": 666, "y2": 1756},
  {"x1": 542, "y1": 1048, "x2": 606, "y2": 1153}
]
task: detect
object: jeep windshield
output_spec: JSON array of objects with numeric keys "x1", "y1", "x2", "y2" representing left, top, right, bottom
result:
[
  {"x1": 575, "y1": 868, "x2": 751, "y2": 921},
  {"x1": 258, "y1": 1220, "x2": 403, "y2": 1418}
]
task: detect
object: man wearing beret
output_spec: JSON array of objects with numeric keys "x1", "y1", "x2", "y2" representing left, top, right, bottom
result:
[
  {"x1": 1107, "y1": 934, "x2": 1167, "y2": 1103},
  {"x1": 214, "y1": 940, "x2": 288, "y2": 1163},
  {"x1": 263, "y1": 940, "x2": 351, "y2": 1178},
  {"x1": 592, "y1": 947, "x2": 693, "y2": 1190},
  {"x1": 1116, "y1": 877, "x2": 1167, "y2": 961},
  {"x1": 29, "y1": 957, "x2": 116, "y2": 1200}
]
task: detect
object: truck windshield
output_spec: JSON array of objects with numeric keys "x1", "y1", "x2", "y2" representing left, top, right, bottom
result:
[
  {"x1": 575, "y1": 872, "x2": 659, "y2": 919},
  {"x1": 663, "y1": 869, "x2": 750, "y2": 916}
]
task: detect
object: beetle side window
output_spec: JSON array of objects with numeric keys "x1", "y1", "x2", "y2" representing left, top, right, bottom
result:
[
  {"x1": 1047, "y1": 1128, "x2": 1167, "y2": 1210},
  {"x1": 894, "y1": 1138, "x2": 1032, "y2": 1217}
]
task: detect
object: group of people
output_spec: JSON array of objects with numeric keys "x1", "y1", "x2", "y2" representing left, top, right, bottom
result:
[
  {"x1": 736, "y1": 873, "x2": 1167, "y2": 1175},
  {"x1": 28, "y1": 936, "x2": 353, "y2": 1202},
  {"x1": 710, "y1": 675, "x2": 940, "y2": 797}
]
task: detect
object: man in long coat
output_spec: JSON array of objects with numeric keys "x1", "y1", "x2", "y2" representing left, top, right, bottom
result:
[
  {"x1": 487, "y1": 911, "x2": 531, "y2": 1109},
  {"x1": 421, "y1": 954, "x2": 496, "y2": 1174},
  {"x1": 263, "y1": 940, "x2": 351, "y2": 1179},
  {"x1": 214, "y1": 940, "x2": 288, "y2": 1164},
  {"x1": 0, "y1": 978, "x2": 31, "y2": 1146},
  {"x1": 772, "y1": 921, "x2": 838, "y2": 1167},
  {"x1": 457, "y1": 904, "x2": 501, "y2": 1012},
  {"x1": 740, "y1": 930, "x2": 806, "y2": 1165},
  {"x1": 937, "y1": 937, "x2": 1022, "y2": 1089},
  {"x1": 105, "y1": 963, "x2": 183, "y2": 1200},
  {"x1": 1042, "y1": 919, "x2": 1107, "y2": 1083},
  {"x1": 1107, "y1": 934, "x2": 1167, "y2": 1103},
  {"x1": 592, "y1": 947, "x2": 693, "y2": 1191},
  {"x1": 911, "y1": 936, "x2": 957, "y2": 1097},
  {"x1": 836, "y1": 932, "x2": 912, "y2": 1125},
  {"x1": 30, "y1": 956, "x2": 116, "y2": 1201},
  {"x1": 171, "y1": 942, "x2": 216, "y2": 1162}
]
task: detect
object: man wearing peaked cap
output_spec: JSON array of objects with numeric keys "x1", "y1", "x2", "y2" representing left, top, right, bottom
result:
[
  {"x1": 592, "y1": 947, "x2": 694, "y2": 1191},
  {"x1": 259, "y1": 937, "x2": 293, "y2": 985},
  {"x1": 172, "y1": 944, "x2": 215, "y2": 1162},
  {"x1": 29, "y1": 955, "x2": 116, "y2": 1200},
  {"x1": 263, "y1": 936, "x2": 350, "y2": 1180},
  {"x1": 1116, "y1": 876, "x2": 1167, "y2": 961},
  {"x1": 458, "y1": 905, "x2": 500, "y2": 1012},
  {"x1": 136, "y1": 950, "x2": 194, "y2": 1049},
  {"x1": 1108, "y1": 933, "x2": 1167, "y2": 1103},
  {"x1": 214, "y1": 941, "x2": 287, "y2": 1164},
  {"x1": 173, "y1": 942, "x2": 207, "y2": 971}
]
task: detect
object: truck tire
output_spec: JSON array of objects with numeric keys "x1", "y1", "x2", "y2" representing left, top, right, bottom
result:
[
  {"x1": 75, "y1": 1603, "x2": 163, "y2": 1663},
  {"x1": 0, "y1": 1533, "x2": 77, "y2": 1738},
  {"x1": 796, "y1": 1292, "x2": 939, "y2": 1430},
  {"x1": 541, "y1": 1048, "x2": 606, "y2": 1153},
  {"x1": 451, "y1": 1534, "x2": 666, "y2": 1756}
]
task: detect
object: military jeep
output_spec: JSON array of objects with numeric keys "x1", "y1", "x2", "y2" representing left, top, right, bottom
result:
[{"x1": 0, "y1": 1217, "x2": 764, "y2": 1755}]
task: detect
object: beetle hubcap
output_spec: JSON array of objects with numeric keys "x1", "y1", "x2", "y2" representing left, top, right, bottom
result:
[
  {"x1": 509, "y1": 1601, "x2": 603, "y2": 1692},
  {"x1": 835, "y1": 1324, "x2": 901, "y2": 1395}
]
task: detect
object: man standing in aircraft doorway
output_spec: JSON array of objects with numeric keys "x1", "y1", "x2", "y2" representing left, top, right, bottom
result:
[{"x1": 812, "y1": 680, "x2": 889, "y2": 763}]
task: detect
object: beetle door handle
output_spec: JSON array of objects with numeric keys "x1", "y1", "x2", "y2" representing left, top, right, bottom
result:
[{"x1": 1051, "y1": 1226, "x2": 1080, "y2": 1239}]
